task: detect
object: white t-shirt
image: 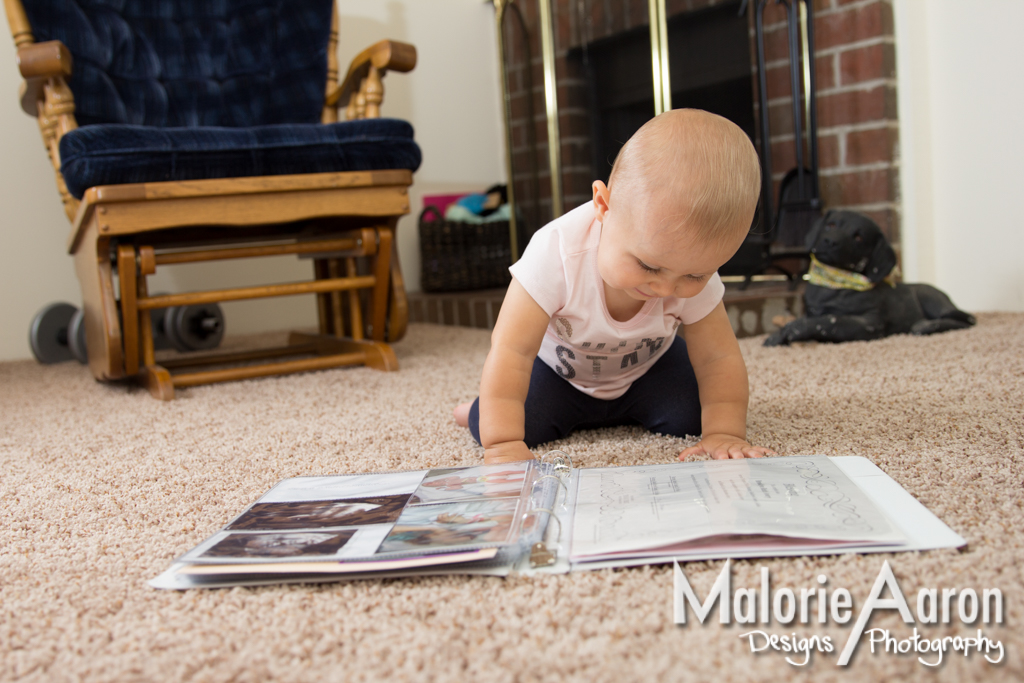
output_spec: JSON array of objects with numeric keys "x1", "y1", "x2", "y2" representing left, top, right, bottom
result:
[{"x1": 509, "y1": 201, "x2": 725, "y2": 399}]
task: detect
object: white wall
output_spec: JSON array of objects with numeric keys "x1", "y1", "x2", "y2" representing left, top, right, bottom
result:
[
  {"x1": 0, "y1": 35, "x2": 83, "y2": 362},
  {"x1": 0, "y1": 0, "x2": 504, "y2": 361},
  {"x1": 895, "y1": 0, "x2": 1024, "y2": 311},
  {"x1": 333, "y1": 0, "x2": 505, "y2": 293}
]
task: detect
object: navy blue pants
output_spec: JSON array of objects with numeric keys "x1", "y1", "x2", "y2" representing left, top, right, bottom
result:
[{"x1": 468, "y1": 337, "x2": 701, "y2": 448}]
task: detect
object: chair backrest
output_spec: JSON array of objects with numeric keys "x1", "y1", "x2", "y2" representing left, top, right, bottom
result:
[{"x1": 21, "y1": 0, "x2": 334, "y2": 128}]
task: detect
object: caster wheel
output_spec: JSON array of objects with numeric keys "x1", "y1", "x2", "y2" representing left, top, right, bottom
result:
[
  {"x1": 163, "y1": 303, "x2": 225, "y2": 352},
  {"x1": 68, "y1": 308, "x2": 88, "y2": 364},
  {"x1": 29, "y1": 302, "x2": 77, "y2": 364}
]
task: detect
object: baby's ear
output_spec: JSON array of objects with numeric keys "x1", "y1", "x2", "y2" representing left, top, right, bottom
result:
[
  {"x1": 804, "y1": 210, "x2": 831, "y2": 250},
  {"x1": 592, "y1": 180, "x2": 611, "y2": 221},
  {"x1": 865, "y1": 234, "x2": 897, "y2": 283}
]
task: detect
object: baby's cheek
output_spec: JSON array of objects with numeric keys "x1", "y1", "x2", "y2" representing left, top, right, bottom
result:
[
  {"x1": 676, "y1": 279, "x2": 710, "y2": 298},
  {"x1": 597, "y1": 259, "x2": 628, "y2": 289},
  {"x1": 609, "y1": 268, "x2": 633, "y2": 288}
]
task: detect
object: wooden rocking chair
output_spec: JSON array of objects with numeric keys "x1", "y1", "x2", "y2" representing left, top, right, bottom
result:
[{"x1": 4, "y1": 0, "x2": 420, "y2": 399}]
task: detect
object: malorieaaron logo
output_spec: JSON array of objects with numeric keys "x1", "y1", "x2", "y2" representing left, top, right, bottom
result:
[{"x1": 674, "y1": 560, "x2": 1004, "y2": 667}]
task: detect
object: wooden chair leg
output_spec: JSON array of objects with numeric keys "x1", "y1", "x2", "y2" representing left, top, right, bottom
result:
[
  {"x1": 357, "y1": 339, "x2": 398, "y2": 371},
  {"x1": 386, "y1": 238, "x2": 408, "y2": 343},
  {"x1": 116, "y1": 244, "x2": 140, "y2": 376},
  {"x1": 327, "y1": 258, "x2": 345, "y2": 338},
  {"x1": 73, "y1": 221, "x2": 125, "y2": 380},
  {"x1": 135, "y1": 260, "x2": 173, "y2": 399},
  {"x1": 369, "y1": 228, "x2": 392, "y2": 342},
  {"x1": 142, "y1": 364, "x2": 175, "y2": 400},
  {"x1": 314, "y1": 259, "x2": 333, "y2": 335},
  {"x1": 138, "y1": 269, "x2": 156, "y2": 369},
  {"x1": 345, "y1": 257, "x2": 364, "y2": 340},
  {"x1": 288, "y1": 332, "x2": 398, "y2": 372}
]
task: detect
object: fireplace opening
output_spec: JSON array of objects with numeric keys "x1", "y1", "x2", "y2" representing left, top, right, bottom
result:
[{"x1": 569, "y1": 1, "x2": 756, "y2": 185}]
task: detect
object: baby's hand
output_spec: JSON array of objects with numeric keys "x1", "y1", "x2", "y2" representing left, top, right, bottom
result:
[
  {"x1": 484, "y1": 440, "x2": 536, "y2": 464},
  {"x1": 679, "y1": 434, "x2": 776, "y2": 461}
]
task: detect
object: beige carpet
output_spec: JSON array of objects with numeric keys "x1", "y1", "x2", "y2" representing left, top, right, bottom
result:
[{"x1": 1, "y1": 316, "x2": 1022, "y2": 682}]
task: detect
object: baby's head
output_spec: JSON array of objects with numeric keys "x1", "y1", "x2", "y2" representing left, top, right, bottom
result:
[
  {"x1": 594, "y1": 109, "x2": 761, "y2": 300},
  {"x1": 606, "y1": 108, "x2": 760, "y2": 247}
]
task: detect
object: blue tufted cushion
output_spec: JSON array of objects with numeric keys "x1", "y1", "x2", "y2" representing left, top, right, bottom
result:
[
  {"x1": 59, "y1": 118, "x2": 423, "y2": 198},
  {"x1": 23, "y1": 0, "x2": 334, "y2": 127},
  {"x1": 23, "y1": 1, "x2": 422, "y2": 197}
]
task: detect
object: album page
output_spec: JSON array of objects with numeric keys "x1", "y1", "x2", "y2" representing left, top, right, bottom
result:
[
  {"x1": 569, "y1": 456, "x2": 906, "y2": 562},
  {"x1": 175, "y1": 461, "x2": 537, "y2": 571}
]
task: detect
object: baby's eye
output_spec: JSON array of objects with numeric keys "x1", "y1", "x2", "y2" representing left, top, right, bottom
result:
[
  {"x1": 685, "y1": 274, "x2": 707, "y2": 282},
  {"x1": 637, "y1": 259, "x2": 659, "y2": 273}
]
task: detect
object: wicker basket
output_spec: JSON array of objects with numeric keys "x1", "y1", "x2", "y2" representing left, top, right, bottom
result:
[{"x1": 418, "y1": 205, "x2": 513, "y2": 292}]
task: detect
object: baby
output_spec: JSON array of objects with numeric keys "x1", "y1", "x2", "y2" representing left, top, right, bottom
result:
[{"x1": 454, "y1": 109, "x2": 775, "y2": 464}]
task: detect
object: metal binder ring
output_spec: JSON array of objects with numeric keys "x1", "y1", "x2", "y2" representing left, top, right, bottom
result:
[
  {"x1": 522, "y1": 507, "x2": 562, "y2": 540},
  {"x1": 541, "y1": 450, "x2": 573, "y2": 475},
  {"x1": 533, "y1": 473, "x2": 568, "y2": 495}
]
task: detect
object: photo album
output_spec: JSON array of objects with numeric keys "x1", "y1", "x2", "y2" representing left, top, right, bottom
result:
[{"x1": 150, "y1": 454, "x2": 965, "y2": 589}]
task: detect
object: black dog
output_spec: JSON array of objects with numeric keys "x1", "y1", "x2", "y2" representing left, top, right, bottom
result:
[{"x1": 764, "y1": 211, "x2": 975, "y2": 346}]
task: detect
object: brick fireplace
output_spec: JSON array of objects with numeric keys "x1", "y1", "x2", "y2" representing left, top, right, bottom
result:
[
  {"x1": 410, "y1": 0, "x2": 898, "y2": 338},
  {"x1": 500, "y1": 0, "x2": 900, "y2": 245}
]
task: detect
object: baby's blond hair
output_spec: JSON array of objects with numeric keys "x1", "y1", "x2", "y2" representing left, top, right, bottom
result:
[{"x1": 608, "y1": 109, "x2": 761, "y2": 246}]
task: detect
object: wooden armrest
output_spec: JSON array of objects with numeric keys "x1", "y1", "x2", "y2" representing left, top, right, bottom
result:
[
  {"x1": 327, "y1": 39, "x2": 416, "y2": 109},
  {"x1": 17, "y1": 40, "x2": 73, "y2": 78},
  {"x1": 16, "y1": 41, "x2": 74, "y2": 117},
  {"x1": 10, "y1": 39, "x2": 79, "y2": 220}
]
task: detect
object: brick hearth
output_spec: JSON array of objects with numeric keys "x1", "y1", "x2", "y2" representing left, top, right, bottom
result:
[{"x1": 408, "y1": 279, "x2": 803, "y2": 338}]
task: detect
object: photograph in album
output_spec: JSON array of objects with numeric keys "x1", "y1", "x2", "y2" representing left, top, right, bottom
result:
[
  {"x1": 201, "y1": 530, "x2": 357, "y2": 559},
  {"x1": 379, "y1": 498, "x2": 522, "y2": 552},
  {"x1": 409, "y1": 462, "x2": 532, "y2": 504},
  {"x1": 227, "y1": 495, "x2": 411, "y2": 530}
]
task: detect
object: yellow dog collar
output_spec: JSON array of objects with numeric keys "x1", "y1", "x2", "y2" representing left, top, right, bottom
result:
[{"x1": 804, "y1": 254, "x2": 898, "y2": 291}]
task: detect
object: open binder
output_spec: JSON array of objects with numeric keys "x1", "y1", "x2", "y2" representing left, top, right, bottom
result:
[{"x1": 151, "y1": 454, "x2": 965, "y2": 590}]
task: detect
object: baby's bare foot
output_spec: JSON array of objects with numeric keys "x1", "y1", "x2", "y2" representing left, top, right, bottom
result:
[{"x1": 453, "y1": 402, "x2": 472, "y2": 428}]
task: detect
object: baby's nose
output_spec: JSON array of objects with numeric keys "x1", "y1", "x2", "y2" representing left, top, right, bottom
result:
[{"x1": 650, "y1": 280, "x2": 674, "y2": 297}]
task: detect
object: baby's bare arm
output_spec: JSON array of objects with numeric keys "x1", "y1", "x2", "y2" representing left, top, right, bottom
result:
[
  {"x1": 478, "y1": 278, "x2": 551, "y2": 463},
  {"x1": 679, "y1": 301, "x2": 775, "y2": 460}
]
